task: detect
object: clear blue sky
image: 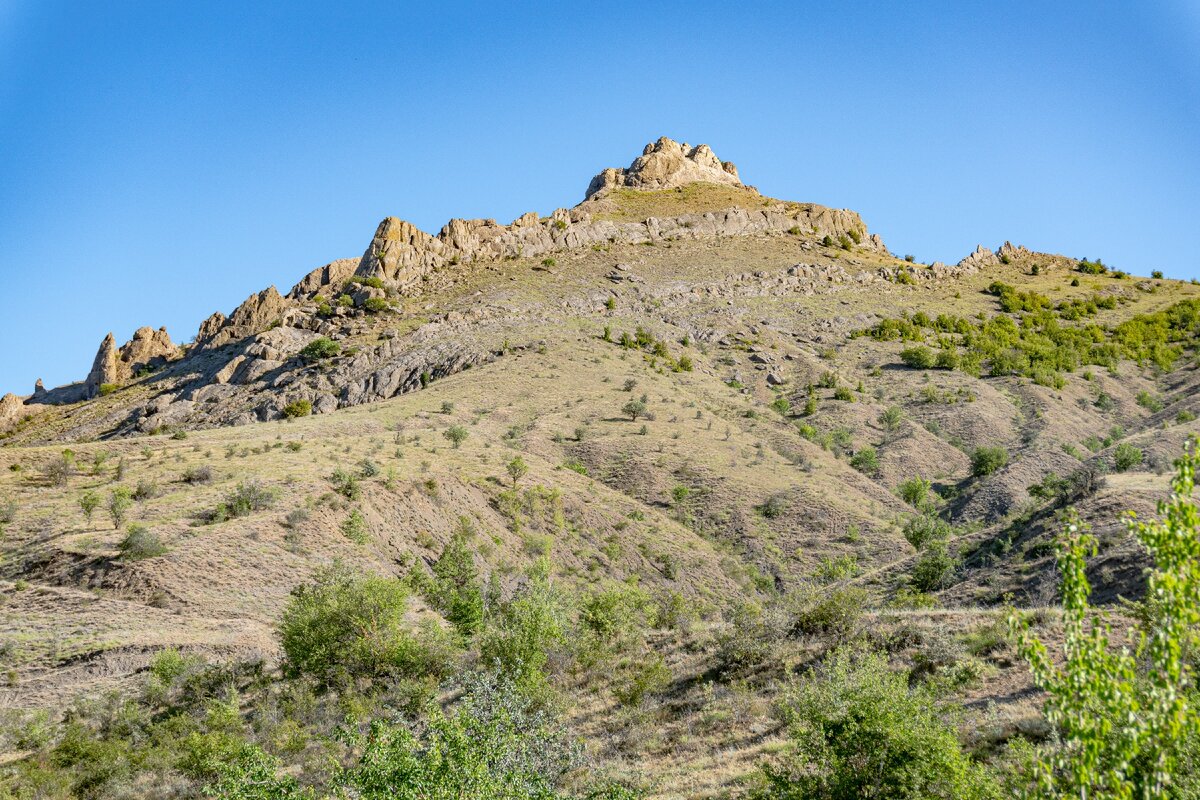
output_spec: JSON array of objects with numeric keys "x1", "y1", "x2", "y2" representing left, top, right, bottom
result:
[{"x1": 2, "y1": 1, "x2": 1198, "y2": 393}]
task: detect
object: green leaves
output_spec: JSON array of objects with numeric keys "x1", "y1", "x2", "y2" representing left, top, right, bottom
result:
[{"x1": 1010, "y1": 438, "x2": 1200, "y2": 798}]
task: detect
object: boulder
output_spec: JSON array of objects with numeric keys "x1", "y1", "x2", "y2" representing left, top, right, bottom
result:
[{"x1": 84, "y1": 333, "x2": 120, "y2": 398}]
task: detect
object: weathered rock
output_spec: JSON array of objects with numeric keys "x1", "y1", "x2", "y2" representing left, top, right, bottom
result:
[
  {"x1": 196, "y1": 287, "x2": 287, "y2": 350},
  {"x1": 585, "y1": 136, "x2": 744, "y2": 199},
  {"x1": 118, "y1": 327, "x2": 176, "y2": 377},
  {"x1": 0, "y1": 393, "x2": 26, "y2": 430},
  {"x1": 33, "y1": 379, "x2": 45, "y2": 397},
  {"x1": 288, "y1": 258, "x2": 359, "y2": 299},
  {"x1": 958, "y1": 245, "x2": 1000, "y2": 272},
  {"x1": 85, "y1": 333, "x2": 120, "y2": 398}
]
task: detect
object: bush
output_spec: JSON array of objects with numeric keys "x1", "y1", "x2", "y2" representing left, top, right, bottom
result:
[
  {"x1": 910, "y1": 541, "x2": 957, "y2": 591},
  {"x1": 970, "y1": 446, "x2": 1009, "y2": 477},
  {"x1": 758, "y1": 492, "x2": 789, "y2": 519},
  {"x1": 904, "y1": 513, "x2": 952, "y2": 551},
  {"x1": 182, "y1": 464, "x2": 214, "y2": 484},
  {"x1": 341, "y1": 509, "x2": 369, "y2": 544},
  {"x1": 211, "y1": 480, "x2": 278, "y2": 522},
  {"x1": 363, "y1": 296, "x2": 389, "y2": 313},
  {"x1": 480, "y1": 559, "x2": 568, "y2": 697},
  {"x1": 118, "y1": 524, "x2": 168, "y2": 560},
  {"x1": 330, "y1": 468, "x2": 361, "y2": 499},
  {"x1": 279, "y1": 562, "x2": 455, "y2": 687},
  {"x1": 282, "y1": 399, "x2": 312, "y2": 418},
  {"x1": 897, "y1": 476, "x2": 932, "y2": 510},
  {"x1": 1152, "y1": 270, "x2": 1164, "y2": 279},
  {"x1": 338, "y1": 670, "x2": 582, "y2": 799},
  {"x1": 1113, "y1": 442, "x2": 1143, "y2": 472},
  {"x1": 849, "y1": 447, "x2": 879, "y2": 475},
  {"x1": 1136, "y1": 391, "x2": 1164, "y2": 412},
  {"x1": 878, "y1": 405, "x2": 904, "y2": 432},
  {"x1": 299, "y1": 337, "x2": 340, "y2": 361},
  {"x1": 425, "y1": 527, "x2": 483, "y2": 636},
  {"x1": 758, "y1": 648, "x2": 998, "y2": 799},
  {"x1": 790, "y1": 585, "x2": 867, "y2": 637},
  {"x1": 899, "y1": 346, "x2": 937, "y2": 369},
  {"x1": 622, "y1": 399, "x2": 647, "y2": 421}
]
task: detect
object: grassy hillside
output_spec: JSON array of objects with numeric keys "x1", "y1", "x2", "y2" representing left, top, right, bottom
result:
[{"x1": 1, "y1": 192, "x2": 1199, "y2": 797}]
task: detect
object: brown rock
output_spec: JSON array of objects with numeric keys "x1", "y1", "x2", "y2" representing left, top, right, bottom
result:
[{"x1": 584, "y1": 136, "x2": 745, "y2": 199}]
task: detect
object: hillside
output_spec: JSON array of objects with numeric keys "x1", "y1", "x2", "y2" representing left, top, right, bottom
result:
[{"x1": 1, "y1": 137, "x2": 1199, "y2": 798}]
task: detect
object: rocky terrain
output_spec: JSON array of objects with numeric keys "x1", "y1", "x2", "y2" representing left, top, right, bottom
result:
[{"x1": 0, "y1": 137, "x2": 1198, "y2": 798}]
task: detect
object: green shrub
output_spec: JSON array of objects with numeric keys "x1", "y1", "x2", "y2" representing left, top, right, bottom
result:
[
  {"x1": 970, "y1": 446, "x2": 1009, "y2": 477},
  {"x1": 910, "y1": 541, "x2": 956, "y2": 591},
  {"x1": 444, "y1": 425, "x2": 469, "y2": 448},
  {"x1": 282, "y1": 399, "x2": 312, "y2": 418},
  {"x1": 1136, "y1": 390, "x2": 1164, "y2": 412},
  {"x1": 899, "y1": 346, "x2": 937, "y2": 369},
  {"x1": 118, "y1": 524, "x2": 168, "y2": 560},
  {"x1": 622, "y1": 399, "x2": 647, "y2": 421},
  {"x1": 878, "y1": 405, "x2": 904, "y2": 432},
  {"x1": 903, "y1": 513, "x2": 952, "y2": 551},
  {"x1": 833, "y1": 386, "x2": 855, "y2": 402},
  {"x1": 78, "y1": 491, "x2": 100, "y2": 523},
  {"x1": 363, "y1": 296, "x2": 389, "y2": 313},
  {"x1": 341, "y1": 509, "x2": 369, "y2": 544},
  {"x1": 1152, "y1": 270, "x2": 1164, "y2": 279},
  {"x1": 790, "y1": 585, "x2": 868, "y2": 637},
  {"x1": 758, "y1": 648, "x2": 998, "y2": 799},
  {"x1": 98, "y1": 383, "x2": 120, "y2": 396},
  {"x1": 210, "y1": 480, "x2": 278, "y2": 522},
  {"x1": 338, "y1": 670, "x2": 582, "y2": 799},
  {"x1": 279, "y1": 562, "x2": 455, "y2": 687},
  {"x1": 330, "y1": 468, "x2": 362, "y2": 499},
  {"x1": 758, "y1": 492, "x2": 789, "y2": 519},
  {"x1": 897, "y1": 476, "x2": 932, "y2": 509},
  {"x1": 480, "y1": 559, "x2": 567, "y2": 698},
  {"x1": 849, "y1": 447, "x2": 879, "y2": 475},
  {"x1": 299, "y1": 337, "x2": 340, "y2": 361},
  {"x1": 1113, "y1": 442, "x2": 1143, "y2": 472}
]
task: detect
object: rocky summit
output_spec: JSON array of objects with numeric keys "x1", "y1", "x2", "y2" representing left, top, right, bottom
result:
[{"x1": 1, "y1": 138, "x2": 1199, "y2": 798}]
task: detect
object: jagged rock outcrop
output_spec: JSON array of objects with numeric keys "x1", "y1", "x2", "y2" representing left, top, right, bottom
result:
[
  {"x1": 0, "y1": 393, "x2": 27, "y2": 431},
  {"x1": 83, "y1": 327, "x2": 179, "y2": 397},
  {"x1": 958, "y1": 245, "x2": 1000, "y2": 272},
  {"x1": 585, "y1": 136, "x2": 743, "y2": 199},
  {"x1": 119, "y1": 327, "x2": 176, "y2": 375},
  {"x1": 195, "y1": 287, "x2": 287, "y2": 350},
  {"x1": 997, "y1": 241, "x2": 1031, "y2": 262},
  {"x1": 288, "y1": 258, "x2": 359, "y2": 299},
  {"x1": 85, "y1": 333, "x2": 120, "y2": 398}
]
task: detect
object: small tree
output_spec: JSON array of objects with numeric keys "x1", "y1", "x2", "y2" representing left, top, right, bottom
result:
[
  {"x1": 79, "y1": 491, "x2": 101, "y2": 524},
  {"x1": 108, "y1": 487, "x2": 133, "y2": 529},
  {"x1": 850, "y1": 447, "x2": 880, "y2": 476},
  {"x1": 506, "y1": 456, "x2": 529, "y2": 487},
  {"x1": 622, "y1": 399, "x2": 647, "y2": 421},
  {"x1": 1010, "y1": 439, "x2": 1200, "y2": 798},
  {"x1": 1113, "y1": 442, "x2": 1143, "y2": 472},
  {"x1": 899, "y1": 346, "x2": 937, "y2": 369},
  {"x1": 444, "y1": 425, "x2": 469, "y2": 449}
]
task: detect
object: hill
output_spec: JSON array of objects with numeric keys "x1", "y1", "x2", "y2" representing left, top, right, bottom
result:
[{"x1": 1, "y1": 137, "x2": 1198, "y2": 798}]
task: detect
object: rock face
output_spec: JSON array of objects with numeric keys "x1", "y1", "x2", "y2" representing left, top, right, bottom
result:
[
  {"x1": 0, "y1": 393, "x2": 26, "y2": 431},
  {"x1": 958, "y1": 245, "x2": 1000, "y2": 272},
  {"x1": 85, "y1": 333, "x2": 120, "y2": 398},
  {"x1": 196, "y1": 287, "x2": 287, "y2": 350},
  {"x1": 288, "y1": 258, "x2": 359, "y2": 299},
  {"x1": 84, "y1": 327, "x2": 179, "y2": 397},
  {"x1": 585, "y1": 136, "x2": 743, "y2": 199}
]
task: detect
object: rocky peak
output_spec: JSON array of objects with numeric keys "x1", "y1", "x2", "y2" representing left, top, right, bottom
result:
[
  {"x1": 585, "y1": 136, "x2": 745, "y2": 199},
  {"x1": 83, "y1": 327, "x2": 179, "y2": 397},
  {"x1": 85, "y1": 333, "x2": 119, "y2": 398}
]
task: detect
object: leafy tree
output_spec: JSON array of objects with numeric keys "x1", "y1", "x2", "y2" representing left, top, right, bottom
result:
[
  {"x1": 108, "y1": 487, "x2": 133, "y2": 529},
  {"x1": 1009, "y1": 440, "x2": 1200, "y2": 798},
  {"x1": 429, "y1": 526, "x2": 484, "y2": 636},
  {"x1": 79, "y1": 491, "x2": 100, "y2": 524},
  {"x1": 910, "y1": 541, "x2": 956, "y2": 592},
  {"x1": 444, "y1": 425, "x2": 469, "y2": 448},
  {"x1": 850, "y1": 447, "x2": 879, "y2": 475},
  {"x1": 622, "y1": 399, "x2": 647, "y2": 421},
  {"x1": 279, "y1": 562, "x2": 455, "y2": 687},
  {"x1": 897, "y1": 476, "x2": 931, "y2": 509},
  {"x1": 480, "y1": 559, "x2": 568, "y2": 699},
  {"x1": 756, "y1": 647, "x2": 998, "y2": 799},
  {"x1": 506, "y1": 456, "x2": 529, "y2": 487}
]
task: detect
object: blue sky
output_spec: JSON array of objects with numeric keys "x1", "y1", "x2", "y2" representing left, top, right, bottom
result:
[{"x1": 1, "y1": 1, "x2": 1198, "y2": 393}]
